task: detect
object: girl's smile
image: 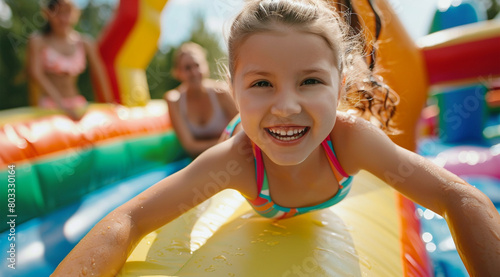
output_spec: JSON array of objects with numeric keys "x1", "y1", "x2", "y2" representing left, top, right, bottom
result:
[
  {"x1": 265, "y1": 126, "x2": 309, "y2": 142},
  {"x1": 264, "y1": 125, "x2": 311, "y2": 148},
  {"x1": 233, "y1": 29, "x2": 341, "y2": 165}
]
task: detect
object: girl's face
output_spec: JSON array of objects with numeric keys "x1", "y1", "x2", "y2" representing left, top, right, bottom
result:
[
  {"x1": 232, "y1": 29, "x2": 341, "y2": 166},
  {"x1": 174, "y1": 52, "x2": 208, "y2": 86},
  {"x1": 44, "y1": 1, "x2": 79, "y2": 35}
]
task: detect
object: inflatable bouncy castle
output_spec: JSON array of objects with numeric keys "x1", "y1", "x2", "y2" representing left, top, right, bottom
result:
[
  {"x1": 415, "y1": 2, "x2": 500, "y2": 275},
  {"x1": 1, "y1": 0, "x2": 499, "y2": 276}
]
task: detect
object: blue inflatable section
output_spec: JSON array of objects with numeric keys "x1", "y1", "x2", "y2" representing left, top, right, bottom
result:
[
  {"x1": 417, "y1": 132, "x2": 500, "y2": 276},
  {"x1": 418, "y1": 176, "x2": 500, "y2": 277},
  {"x1": 0, "y1": 158, "x2": 191, "y2": 276},
  {"x1": 429, "y1": 0, "x2": 487, "y2": 33},
  {"x1": 434, "y1": 84, "x2": 487, "y2": 143}
]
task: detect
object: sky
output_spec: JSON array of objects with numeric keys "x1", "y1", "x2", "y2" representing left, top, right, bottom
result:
[{"x1": 158, "y1": 0, "x2": 244, "y2": 50}]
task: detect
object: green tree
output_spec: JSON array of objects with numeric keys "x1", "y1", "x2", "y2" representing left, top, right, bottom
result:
[
  {"x1": 483, "y1": 0, "x2": 500, "y2": 19},
  {"x1": 0, "y1": 0, "x2": 38, "y2": 110}
]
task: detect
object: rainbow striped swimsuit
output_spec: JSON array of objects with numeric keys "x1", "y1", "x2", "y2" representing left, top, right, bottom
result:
[
  {"x1": 247, "y1": 136, "x2": 353, "y2": 219},
  {"x1": 223, "y1": 116, "x2": 353, "y2": 219}
]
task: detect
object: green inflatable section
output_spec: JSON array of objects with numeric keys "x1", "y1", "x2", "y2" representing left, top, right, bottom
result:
[{"x1": 0, "y1": 131, "x2": 187, "y2": 232}]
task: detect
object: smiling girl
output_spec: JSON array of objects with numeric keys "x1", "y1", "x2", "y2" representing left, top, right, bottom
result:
[{"x1": 53, "y1": 0, "x2": 500, "y2": 275}]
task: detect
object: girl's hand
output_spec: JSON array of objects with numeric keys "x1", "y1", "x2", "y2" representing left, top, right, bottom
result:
[
  {"x1": 53, "y1": 134, "x2": 252, "y2": 275},
  {"x1": 335, "y1": 114, "x2": 500, "y2": 275}
]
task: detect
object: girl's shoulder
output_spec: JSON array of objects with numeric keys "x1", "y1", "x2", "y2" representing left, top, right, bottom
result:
[
  {"x1": 331, "y1": 112, "x2": 387, "y2": 175},
  {"x1": 333, "y1": 111, "x2": 384, "y2": 136},
  {"x1": 190, "y1": 132, "x2": 256, "y2": 193},
  {"x1": 333, "y1": 111, "x2": 367, "y2": 136},
  {"x1": 218, "y1": 132, "x2": 255, "y2": 170}
]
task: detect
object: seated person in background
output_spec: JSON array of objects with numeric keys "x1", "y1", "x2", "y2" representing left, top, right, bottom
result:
[
  {"x1": 27, "y1": 0, "x2": 112, "y2": 120},
  {"x1": 164, "y1": 42, "x2": 237, "y2": 157}
]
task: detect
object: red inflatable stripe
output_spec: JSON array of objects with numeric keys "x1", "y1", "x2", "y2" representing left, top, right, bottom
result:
[
  {"x1": 399, "y1": 194, "x2": 433, "y2": 277},
  {"x1": 96, "y1": 0, "x2": 140, "y2": 103},
  {"x1": 423, "y1": 36, "x2": 500, "y2": 85},
  {"x1": 0, "y1": 106, "x2": 170, "y2": 167}
]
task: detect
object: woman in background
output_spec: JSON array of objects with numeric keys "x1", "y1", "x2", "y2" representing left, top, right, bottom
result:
[
  {"x1": 27, "y1": 0, "x2": 111, "y2": 120},
  {"x1": 164, "y1": 42, "x2": 237, "y2": 157}
]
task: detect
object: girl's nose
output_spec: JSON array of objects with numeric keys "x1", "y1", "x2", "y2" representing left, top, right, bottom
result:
[{"x1": 270, "y1": 89, "x2": 301, "y2": 117}]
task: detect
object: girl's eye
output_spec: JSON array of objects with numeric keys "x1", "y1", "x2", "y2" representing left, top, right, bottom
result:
[
  {"x1": 252, "y1": 81, "x2": 271, "y2": 87},
  {"x1": 302, "y1": 79, "x2": 321, "y2": 85}
]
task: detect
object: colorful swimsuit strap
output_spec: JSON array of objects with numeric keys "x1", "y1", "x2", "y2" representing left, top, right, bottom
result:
[
  {"x1": 223, "y1": 116, "x2": 242, "y2": 137},
  {"x1": 251, "y1": 140, "x2": 265, "y2": 194},
  {"x1": 321, "y1": 136, "x2": 350, "y2": 188},
  {"x1": 250, "y1": 136, "x2": 352, "y2": 219}
]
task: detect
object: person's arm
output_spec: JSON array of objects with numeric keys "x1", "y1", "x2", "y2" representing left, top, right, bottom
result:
[
  {"x1": 27, "y1": 35, "x2": 79, "y2": 119},
  {"x1": 338, "y1": 115, "x2": 500, "y2": 275},
  {"x1": 52, "y1": 138, "x2": 241, "y2": 276},
  {"x1": 164, "y1": 90, "x2": 220, "y2": 157},
  {"x1": 82, "y1": 35, "x2": 114, "y2": 103}
]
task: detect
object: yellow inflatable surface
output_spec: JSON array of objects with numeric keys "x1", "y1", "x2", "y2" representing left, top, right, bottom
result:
[{"x1": 118, "y1": 171, "x2": 430, "y2": 276}]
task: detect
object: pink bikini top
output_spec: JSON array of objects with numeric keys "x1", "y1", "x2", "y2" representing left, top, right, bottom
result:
[{"x1": 41, "y1": 43, "x2": 86, "y2": 76}]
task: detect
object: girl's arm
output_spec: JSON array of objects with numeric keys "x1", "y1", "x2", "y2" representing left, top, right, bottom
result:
[
  {"x1": 27, "y1": 35, "x2": 79, "y2": 119},
  {"x1": 82, "y1": 35, "x2": 114, "y2": 103},
  {"x1": 164, "y1": 90, "x2": 220, "y2": 157},
  {"x1": 52, "y1": 139, "x2": 243, "y2": 276},
  {"x1": 338, "y1": 115, "x2": 500, "y2": 275}
]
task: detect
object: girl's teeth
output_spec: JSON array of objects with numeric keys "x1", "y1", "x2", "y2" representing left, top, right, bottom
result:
[
  {"x1": 267, "y1": 127, "x2": 308, "y2": 141},
  {"x1": 268, "y1": 128, "x2": 306, "y2": 135}
]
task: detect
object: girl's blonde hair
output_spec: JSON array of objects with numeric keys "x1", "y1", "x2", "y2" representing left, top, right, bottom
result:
[{"x1": 227, "y1": 0, "x2": 398, "y2": 132}]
